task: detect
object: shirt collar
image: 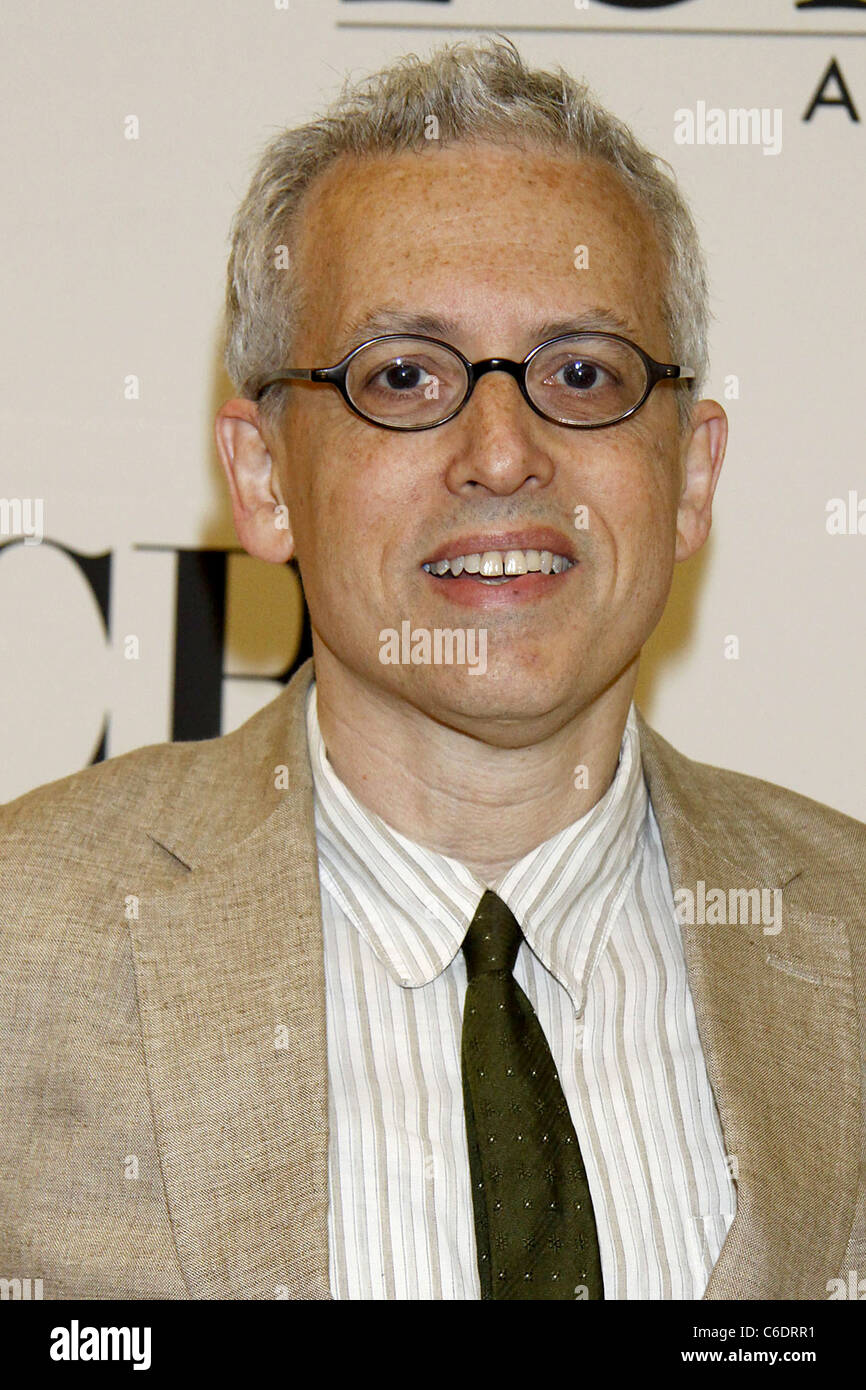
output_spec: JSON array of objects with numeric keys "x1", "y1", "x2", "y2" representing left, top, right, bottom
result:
[{"x1": 305, "y1": 682, "x2": 648, "y2": 1005}]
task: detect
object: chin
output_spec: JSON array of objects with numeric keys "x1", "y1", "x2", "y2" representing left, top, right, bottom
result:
[{"x1": 401, "y1": 662, "x2": 577, "y2": 734}]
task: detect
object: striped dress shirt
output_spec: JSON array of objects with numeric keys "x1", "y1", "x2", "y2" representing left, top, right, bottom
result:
[{"x1": 304, "y1": 683, "x2": 736, "y2": 1300}]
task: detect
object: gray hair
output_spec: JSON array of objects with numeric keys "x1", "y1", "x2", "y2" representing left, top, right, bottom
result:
[{"x1": 224, "y1": 36, "x2": 709, "y2": 432}]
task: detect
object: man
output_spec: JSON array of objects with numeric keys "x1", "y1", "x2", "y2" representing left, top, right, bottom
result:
[{"x1": 1, "y1": 38, "x2": 863, "y2": 1302}]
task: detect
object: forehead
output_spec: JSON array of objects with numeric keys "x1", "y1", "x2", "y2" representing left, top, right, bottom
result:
[{"x1": 292, "y1": 141, "x2": 668, "y2": 354}]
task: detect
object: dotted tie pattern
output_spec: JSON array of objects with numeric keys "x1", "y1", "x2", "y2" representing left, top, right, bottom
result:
[{"x1": 461, "y1": 890, "x2": 604, "y2": 1301}]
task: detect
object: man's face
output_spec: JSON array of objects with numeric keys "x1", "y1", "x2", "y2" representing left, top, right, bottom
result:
[{"x1": 264, "y1": 142, "x2": 700, "y2": 743}]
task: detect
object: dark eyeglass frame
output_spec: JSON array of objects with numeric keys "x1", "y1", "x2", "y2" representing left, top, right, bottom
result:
[{"x1": 253, "y1": 331, "x2": 695, "y2": 432}]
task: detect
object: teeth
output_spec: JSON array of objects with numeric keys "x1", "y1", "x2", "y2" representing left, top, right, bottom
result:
[
  {"x1": 422, "y1": 547, "x2": 574, "y2": 578},
  {"x1": 480, "y1": 551, "x2": 503, "y2": 577}
]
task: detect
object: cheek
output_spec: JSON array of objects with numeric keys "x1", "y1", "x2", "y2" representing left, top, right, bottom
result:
[
  {"x1": 626, "y1": 420, "x2": 680, "y2": 514},
  {"x1": 592, "y1": 443, "x2": 680, "y2": 584},
  {"x1": 294, "y1": 432, "x2": 418, "y2": 592},
  {"x1": 310, "y1": 414, "x2": 434, "y2": 525}
]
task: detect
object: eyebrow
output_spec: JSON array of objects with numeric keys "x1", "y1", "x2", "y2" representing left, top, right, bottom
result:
[{"x1": 337, "y1": 306, "x2": 641, "y2": 356}]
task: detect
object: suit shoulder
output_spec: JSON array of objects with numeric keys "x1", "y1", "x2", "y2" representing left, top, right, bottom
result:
[
  {"x1": 695, "y1": 751, "x2": 862, "y2": 838},
  {"x1": 639, "y1": 715, "x2": 866, "y2": 879},
  {"x1": 0, "y1": 680, "x2": 304, "y2": 888},
  {"x1": 1, "y1": 735, "x2": 207, "y2": 852}
]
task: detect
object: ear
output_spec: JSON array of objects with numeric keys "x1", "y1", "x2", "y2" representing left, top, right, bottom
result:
[
  {"x1": 674, "y1": 399, "x2": 728, "y2": 563},
  {"x1": 214, "y1": 398, "x2": 295, "y2": 563}
]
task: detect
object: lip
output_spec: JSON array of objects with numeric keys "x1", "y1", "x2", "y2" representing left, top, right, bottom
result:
[
  {"x1": 421, "y1": 528, "x2": 577, "y2": 567},
  {"x1": 422, "y1": 563, "x2": 577, "y2": 610}
]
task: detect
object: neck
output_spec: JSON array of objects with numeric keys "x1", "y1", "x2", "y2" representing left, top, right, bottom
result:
[{"x1": 311, "y1": 647, "x2": 638, "y2": 884}]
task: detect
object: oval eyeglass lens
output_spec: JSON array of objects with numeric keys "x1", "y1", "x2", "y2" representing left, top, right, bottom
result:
[
  {"x1": 345, "y1": 338, "x2": 468, "y2": 427},
  {"x1": 527, "y1": 336, "x2": 648, "y2": 425}
]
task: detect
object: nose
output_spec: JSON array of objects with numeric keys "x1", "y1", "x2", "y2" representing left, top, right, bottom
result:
[{"x1": 443, "y1": 368, "x2": 555, "y2": 498}]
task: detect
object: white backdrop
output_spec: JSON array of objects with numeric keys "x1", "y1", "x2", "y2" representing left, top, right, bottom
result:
[{"x1": 2, "y1": 0, "x2": 864, "y2": 817}]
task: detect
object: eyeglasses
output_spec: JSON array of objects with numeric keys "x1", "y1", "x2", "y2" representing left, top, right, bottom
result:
[{"x1": 254, "y1": 331, "x2": 695, "y2": 431}]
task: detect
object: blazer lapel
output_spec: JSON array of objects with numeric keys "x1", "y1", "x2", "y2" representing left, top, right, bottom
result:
[
  {"x1": 637, "y1": 713, "x2": 861, "y2": 1299},
  {"x1": 131, "y1": 661, "x2": 332, "y2": 1298}
]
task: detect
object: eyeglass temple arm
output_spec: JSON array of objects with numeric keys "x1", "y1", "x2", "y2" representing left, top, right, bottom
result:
[{"x1": 254, "y1": 367, "x2": 321, "y2": 401}]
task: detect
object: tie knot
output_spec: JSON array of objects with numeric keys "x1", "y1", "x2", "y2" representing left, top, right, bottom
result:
[{"x1": 461, "y1": 891, "x2": 523, "y2": 979}]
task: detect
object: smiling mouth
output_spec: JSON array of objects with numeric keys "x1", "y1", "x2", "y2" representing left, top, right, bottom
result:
[{"x1": 422, "y1": 547, "x2": 575, "y2": 584}]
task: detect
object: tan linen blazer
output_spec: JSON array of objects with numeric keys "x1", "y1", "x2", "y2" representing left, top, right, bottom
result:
[{"x1": 1, "y1": 658, "x2": 864, "y2": 1300}]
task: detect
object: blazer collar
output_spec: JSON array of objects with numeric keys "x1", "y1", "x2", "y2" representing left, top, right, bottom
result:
[{"x1": 131, "y1": 665, "x2": 859, "y2": 1299}]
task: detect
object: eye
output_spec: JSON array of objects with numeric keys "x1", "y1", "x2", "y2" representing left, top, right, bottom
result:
[
  {"x1": 549, "y1": 357, "x2": 617, "y2": 392},
  {"x1": 370, "y1": 358, "x2": 435, "y2": 393}
]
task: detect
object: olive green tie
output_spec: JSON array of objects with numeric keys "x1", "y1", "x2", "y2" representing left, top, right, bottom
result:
[{"x1": 461, "y1": 890, "x2": 604, "y2": 1300}]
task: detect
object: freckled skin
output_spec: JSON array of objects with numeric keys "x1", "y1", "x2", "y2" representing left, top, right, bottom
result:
[{"x1": 216, "y1": 141, "x2": 726, "y2": 878}]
